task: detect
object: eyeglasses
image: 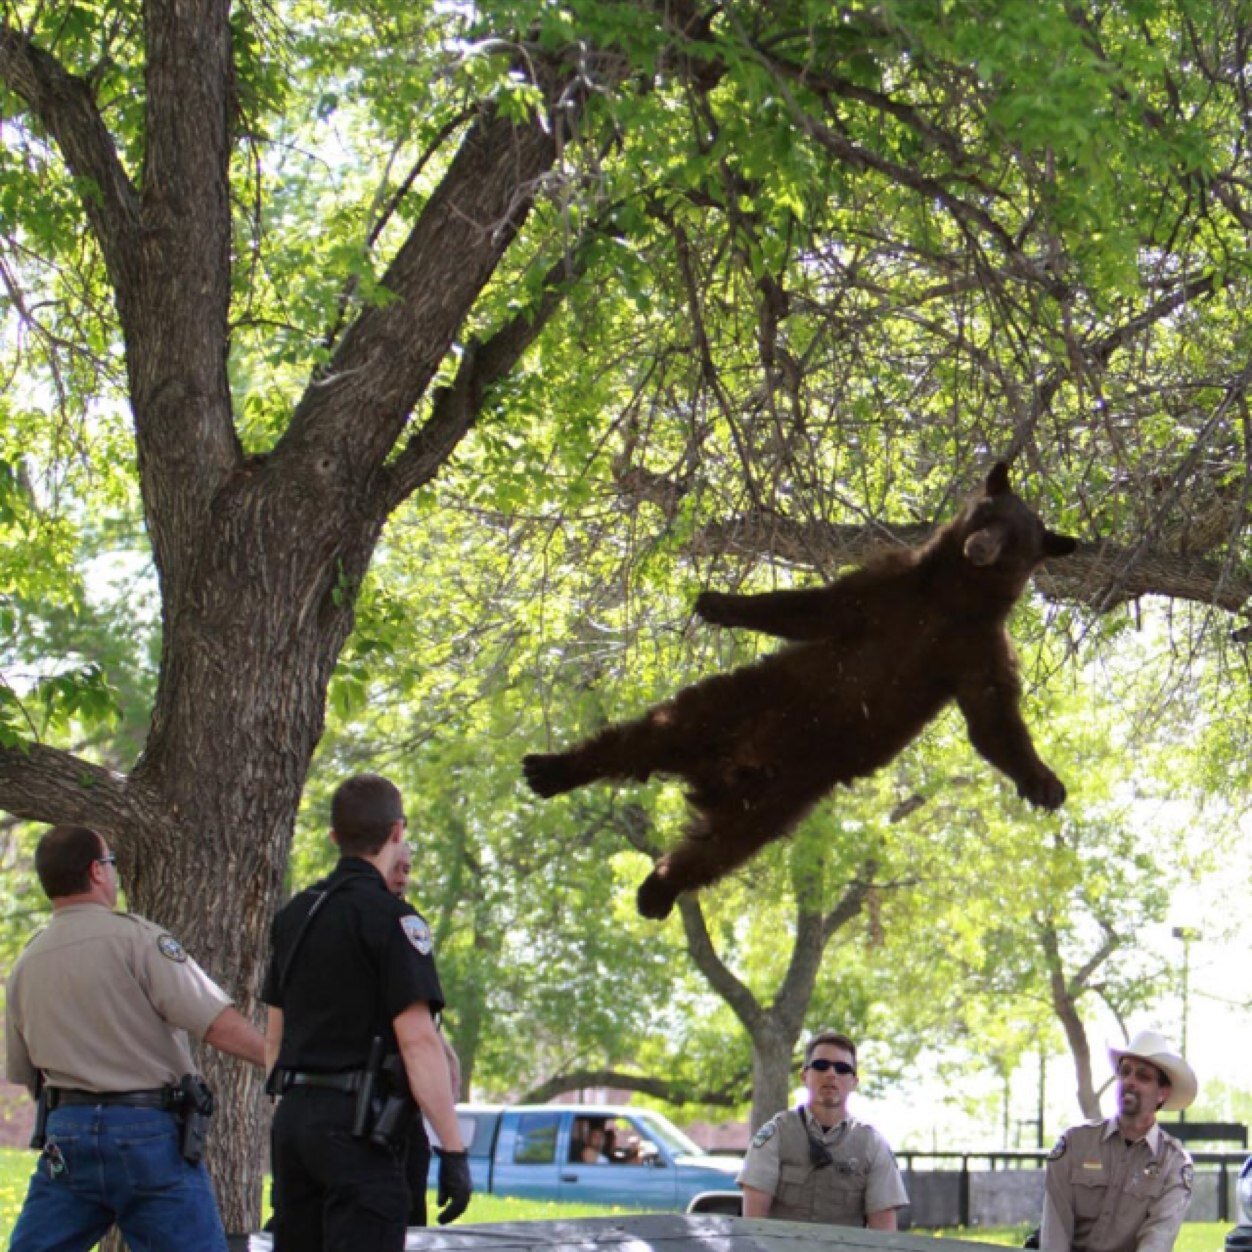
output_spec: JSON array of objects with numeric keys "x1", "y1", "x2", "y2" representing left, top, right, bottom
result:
[
  {"x1": 806, "y1": 1059, "x2": 856, "y2": 1076},
  {"x1": 95, "y1": 855, "x2": 117, "y2": 867}
]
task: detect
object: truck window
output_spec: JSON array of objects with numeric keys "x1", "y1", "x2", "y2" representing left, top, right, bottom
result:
[{"x1": 513, "y1": 1111, "x2": 561, "y2": 1165}]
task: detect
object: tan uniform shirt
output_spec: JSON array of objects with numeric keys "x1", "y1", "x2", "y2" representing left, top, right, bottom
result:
[
  {"x1": 5, "y1": 903, "x2": 232, "y2": 1094},
  {"x1": 1040, "y1": 1118, "x2": 1193, "y2": 1252},
  {"x1": 736, "y1": 1107, "x2": 909, "y2": 1225}
]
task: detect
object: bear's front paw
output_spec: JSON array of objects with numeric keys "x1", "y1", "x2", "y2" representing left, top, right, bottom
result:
[
  {"x1": 636, "y1": 871, "x2": 678, "y2": 920},
  {"x1": 1019, "y1": 769, "x2": 1067, "y2": 810}
]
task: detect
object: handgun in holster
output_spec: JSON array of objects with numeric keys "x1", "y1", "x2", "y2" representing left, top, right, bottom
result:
[
  {"x1": 29, "y1": 1074, "x2": 49, "y2": 1151},
  {"x1": 368, "y1": 1054, "x2": 415, "y2": 1153},
  {"x1": 351, "y1": 1037, "x2": 386, "y2": 1139},
  {"x1": 176, "y1": 1073, "x2": 216, "y2": 1165}
]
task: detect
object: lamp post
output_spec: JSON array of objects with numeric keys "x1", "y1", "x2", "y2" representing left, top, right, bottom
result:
[{"x1": 1171, "y1": 925, "x2": 1195, "y2": 1121}]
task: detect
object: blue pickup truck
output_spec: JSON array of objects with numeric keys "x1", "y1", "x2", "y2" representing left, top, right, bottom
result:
[{"x1": 442, "y1": 1103, "x2": 743, "y2": 1211}]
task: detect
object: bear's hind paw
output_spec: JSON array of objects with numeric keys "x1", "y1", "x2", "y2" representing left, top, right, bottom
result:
[
  {"x1": 636, "y1": 872, "x2": 678, "y2": 920},
  {"x1": 522, "y1": 753, "x2": 580, "y2": 798}
]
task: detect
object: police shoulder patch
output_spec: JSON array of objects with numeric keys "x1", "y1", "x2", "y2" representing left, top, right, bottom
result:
[
  {"x1": 1181, "y1": 1163, "x2": 1194, "y2": 1193},
  {"x1": 751, "y1": 1121, "x2": 778, "y2": 1149},
  {"x1": 401, "y1": 914, "x2": 433, "y2": 955},
  {"x1": 156, "y1": 934, "x2": 187, "y2": 963},
  {"x1": 1047, "y1": 1134, "x2": 1068, "y2": 1162}
]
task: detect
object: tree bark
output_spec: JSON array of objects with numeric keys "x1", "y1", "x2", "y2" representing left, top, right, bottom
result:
[
  {"x1": 675, "y1": 863, "x2": 875, "y2": 1131},
  {"x1": 1039, "y1": 919, "x2": 1116, "y2": 1121},
  {"x1": 0, "y1": 1, "x2": 580, "y2": 1226}
]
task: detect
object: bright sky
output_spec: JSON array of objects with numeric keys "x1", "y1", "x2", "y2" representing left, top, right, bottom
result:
[{"x1": 853, "y1": 880, "x2": 1252, "y2": 1154}]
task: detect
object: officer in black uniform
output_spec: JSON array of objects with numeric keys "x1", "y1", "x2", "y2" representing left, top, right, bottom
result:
[{"x1": 263, "y1": 773, "x2": 471, "y2": 1252}]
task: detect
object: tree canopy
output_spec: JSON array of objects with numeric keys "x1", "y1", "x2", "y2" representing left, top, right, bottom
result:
[{"x1": 3, "y1": 0, "x2": 1252, "y2": 1224}]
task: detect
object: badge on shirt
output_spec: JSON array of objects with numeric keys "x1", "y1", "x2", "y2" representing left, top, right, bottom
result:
[
  {"x1": 401, "y1": 915, "x2": 433, "y2": 955},
  {"x1": 1048, "y1": 1135, "x2": 1067, "y2": 1162},
  {"x1": 156, "y1": 934, "x2": 187, "y2": 963},
  {"x1": 751, "y1": 1121, "x2": 778, "y2": 1149}
]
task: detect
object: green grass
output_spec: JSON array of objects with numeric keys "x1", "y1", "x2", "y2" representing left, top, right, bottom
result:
[
  {"x1": 0, "y1": 1148, "x2": 1234, "y2": 1248},
  {"x1": 921, "y1": 1225, "x2": 1228, "y2": 1249}
]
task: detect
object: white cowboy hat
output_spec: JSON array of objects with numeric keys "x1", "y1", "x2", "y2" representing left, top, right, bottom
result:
[{"x1": 1108, "y1": 1029, "x2": 1198, "y2": 1112}]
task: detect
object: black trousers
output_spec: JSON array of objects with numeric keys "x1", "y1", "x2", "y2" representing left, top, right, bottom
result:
[{"x1": 271, "y1": 1087, "x2": 408, "y2": 1252}]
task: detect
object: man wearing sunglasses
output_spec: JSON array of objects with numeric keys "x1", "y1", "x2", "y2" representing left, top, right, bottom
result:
[
  {"x1": 736, "y1": 1029, "x2": 908, "y2": 1228},
  {"x1": 5, "y1": 824, "x2": 268, "y2": 1252}
]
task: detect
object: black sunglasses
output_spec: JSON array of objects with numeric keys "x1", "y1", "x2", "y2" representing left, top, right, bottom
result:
[{"x1": 806, "y1": 1059, "x2": 856, "y2": 1075}]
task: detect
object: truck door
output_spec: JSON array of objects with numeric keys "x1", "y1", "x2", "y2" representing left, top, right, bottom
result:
[{"x1": 490, "y1": 1110, "x2": 566, "y2": 1201}]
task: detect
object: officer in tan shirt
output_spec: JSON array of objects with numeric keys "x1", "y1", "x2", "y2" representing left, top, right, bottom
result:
[
  {"x1": 1040, "y1": 1029, "x2": 1197, "y2": 1252},
  {"x1": 5, "y1": 824, "x2": 267, "y2": 1252},
  {"x1": 737, "y1": 1029, "x2": 908, "y2": 1228}
]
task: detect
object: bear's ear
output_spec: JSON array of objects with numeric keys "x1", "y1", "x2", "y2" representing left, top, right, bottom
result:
[
  {"x1": 985, "y1": 461, "x2": 1012, "y2": 495},
  {"x1": 1043, "y1": 529, "x2": 1079, "y2": 557}
]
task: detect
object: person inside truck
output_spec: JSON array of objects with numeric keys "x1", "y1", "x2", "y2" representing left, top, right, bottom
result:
[{"x1": 580, "y1": 1124, "x2": 611, "y2": 1163}]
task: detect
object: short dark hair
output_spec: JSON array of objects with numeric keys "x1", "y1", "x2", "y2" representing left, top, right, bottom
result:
[
  {"x1": 331, "y1": 774, "x2": 404, "y2": 857},
  {"x1": 804, "y1": 1029, "x2": 858, "y2": 1069},
  {"x1": 35, "y1": 826, "x2": 105, "y2": 899}
]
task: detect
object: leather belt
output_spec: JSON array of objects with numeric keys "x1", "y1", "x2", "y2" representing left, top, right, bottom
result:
[
  {"x1": 286, "y1": 1070, "x2": 367, "y2": 1094},
  {"x1": 50, "y1": 1087, "x2": 175, "y2": 1110}
]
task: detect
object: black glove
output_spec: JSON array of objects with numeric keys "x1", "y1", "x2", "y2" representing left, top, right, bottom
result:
[{"x1": 436, "y1": 1148, "x2": 473, "y2": 1225}]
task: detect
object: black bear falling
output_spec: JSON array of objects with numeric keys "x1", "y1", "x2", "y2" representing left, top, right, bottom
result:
[{"x1": 523, "y1": 463, "x2": 1079, "y2": 920}]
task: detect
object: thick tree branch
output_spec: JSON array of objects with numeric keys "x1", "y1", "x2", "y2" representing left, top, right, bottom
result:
[
  {"x1": 0, "y1": 22, "x2": 141, "y2": 283},
  {"x1": 389, "y1": 235, "x2": 599, "y2": 503},
  {"x1": 614, "y1": 465, "x2": 1252, "y2": 613},
  {"x1": 0, "y1": 743, "x2": 155, "y2": 849},
  {"x1": 677, "y1": 893, "x2": 766, "y2": 1036},
  {"x1": 278, "y1": 89, "x2": 570, "y2": 486},
  {"x1": 518, "y1": 1068, "x2": 749, "y2": 1108},
  {"x1": 819, "y1": 862, "x2": 877, "y2": 946}
]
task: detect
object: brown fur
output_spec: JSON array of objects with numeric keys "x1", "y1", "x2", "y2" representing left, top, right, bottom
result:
[{"x1": 523, "y1": 463, "x2": 1078, "y2": 919}]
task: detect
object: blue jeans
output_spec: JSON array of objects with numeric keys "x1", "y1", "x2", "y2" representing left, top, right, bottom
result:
[{"x1": 8, "y1": 1105, "x2": 228, "y2": 1252}]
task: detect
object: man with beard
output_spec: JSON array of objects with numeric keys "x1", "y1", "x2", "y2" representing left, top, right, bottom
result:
[
  {"x1": 736, "y1": 1029, "x2": 908, "y2": 1228},
  {"x1": 1040, "y1": 1029, "x2": 1196, "y2": 1252}
]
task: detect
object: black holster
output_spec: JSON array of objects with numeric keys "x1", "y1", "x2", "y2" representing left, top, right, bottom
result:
[
  {"x1": 352, "y1": 1038, "x2": 385, "y2": 1139},
  {"x1": 29, "y1": 1078, "x2": 49, "y2": 1151},
  {"x1": 176, "y1": 1073, "x2": 215, "y2": 1165},
  {"x1": 368, "y1": 1055, "x2": 415, "y2": 1153}
]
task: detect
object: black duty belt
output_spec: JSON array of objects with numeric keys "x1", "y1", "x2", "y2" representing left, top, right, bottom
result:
[
  {"x1": 286, "y1": 1070, "x2": 367, "y2": 1094},
  {"x1": 50, "y1": 1087, "x2": 176, "y2": 1110}
]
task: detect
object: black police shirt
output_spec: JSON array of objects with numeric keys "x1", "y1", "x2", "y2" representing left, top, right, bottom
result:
[{"x1": 262, "y1": 857, "x2": 445, "y2": 1072}]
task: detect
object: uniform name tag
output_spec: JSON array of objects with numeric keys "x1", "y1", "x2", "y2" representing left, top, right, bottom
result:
[{"x1": 1082, "y1": 1160, "x2": 1104, "y2": 1171}]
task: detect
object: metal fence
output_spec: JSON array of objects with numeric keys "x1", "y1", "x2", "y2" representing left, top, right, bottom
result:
[{"x1": 895, "y1": 1149, "x2": 1248, "y2": 1230}]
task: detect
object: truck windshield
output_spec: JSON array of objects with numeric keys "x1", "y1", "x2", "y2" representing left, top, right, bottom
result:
[{"x1": 634, "y1": 1112, "x2": 705, "y2": 1157}]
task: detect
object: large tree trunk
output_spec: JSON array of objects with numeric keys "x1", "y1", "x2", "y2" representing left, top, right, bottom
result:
[
  {"x1": 0, "y1": 0, "x2": 577, "y2": 1224},
  {"x1": 106, "y1": 475, "x2": 374, "y2": 1227},
  {"x1": 748, "y1": 1025, "x2": 798, "y2": 1132}
]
